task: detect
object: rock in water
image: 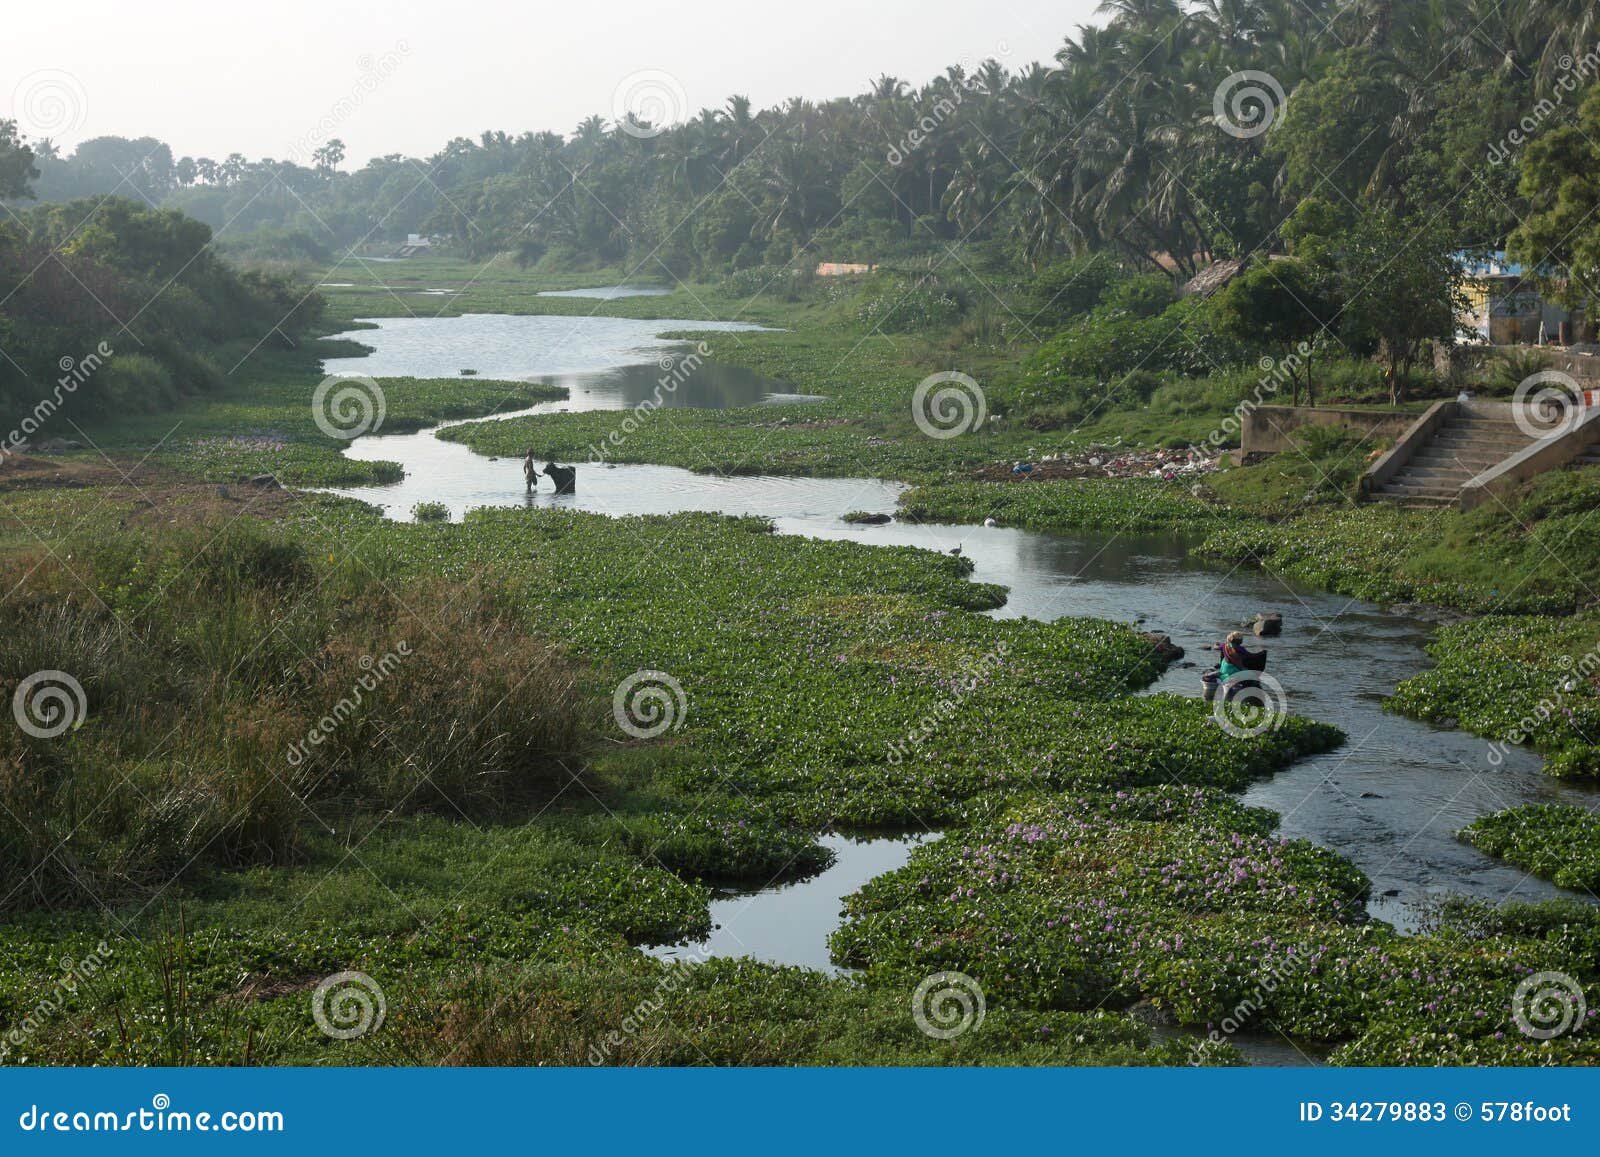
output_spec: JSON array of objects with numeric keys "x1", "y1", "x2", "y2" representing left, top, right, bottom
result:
[
  {"x1": 1252, "y1": 612, "x2": 1283, "y2": 637},
  {"x1": 1142, "y1": 632, "x2": 1185, "y2": 665}
]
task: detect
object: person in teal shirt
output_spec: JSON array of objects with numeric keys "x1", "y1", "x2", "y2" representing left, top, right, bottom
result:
[{"x1": 1218, "y1": 631, "x2": 1257, "y2": 679}]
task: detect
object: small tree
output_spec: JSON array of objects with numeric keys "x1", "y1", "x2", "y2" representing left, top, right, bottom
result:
[
  {"x1": 1334, "y1": 211, "x2": 1466, "y2": 405},
  {"x1": 1210, "y1": 259, "x2": 1338, "y2": 405},
  {"x1": 312, "y1": 139, "x2": 346, "y2": 173},
  {"x1": 0, "y1": 120, "x2": 37, "y2": 199}
]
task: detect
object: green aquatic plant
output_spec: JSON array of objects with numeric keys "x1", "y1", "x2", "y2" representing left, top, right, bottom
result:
[
  {"x1": 1460, "y1": 805, "x2": 1600, "y2": 890},
  {"x1": 1387, "y1": 614, "x2": 1600, "y2": 777}
]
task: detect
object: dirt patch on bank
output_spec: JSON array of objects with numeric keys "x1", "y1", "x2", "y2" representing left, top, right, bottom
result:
[{"x1": 0, "y1": 452, "x2": 306, "y2": 524}]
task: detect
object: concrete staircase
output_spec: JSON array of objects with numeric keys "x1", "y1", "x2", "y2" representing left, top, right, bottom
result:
[{"x1": 1372, "y1": 407, "x2": 1541, "y2": 506}]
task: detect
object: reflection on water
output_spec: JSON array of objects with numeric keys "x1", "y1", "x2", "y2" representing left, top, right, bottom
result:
[
  {"x1": 328, "y1": 436, "x2": 885, "y2": 523},
  {"x1": 321, "y1": 312, "x2": 769, "y2": 381},
  {"x1": 531, "y1": 361, "x2": 816, "y2": 411},
  {"x1": 644, "y1": 833, "x2": 938, "y2": 976},
  {"x1": 537, "y1": 284, "x2": 673, "y2": 300}
]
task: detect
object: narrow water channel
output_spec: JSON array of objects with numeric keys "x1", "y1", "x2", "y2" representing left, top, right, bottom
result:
[{"x1": 322, "y1": 313, "x2": 1597, "y2": 981}]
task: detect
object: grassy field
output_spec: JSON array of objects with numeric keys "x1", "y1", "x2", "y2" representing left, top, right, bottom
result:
[{"x1": 3, "y1": 255, "x2": 1597, "y2": 1067}]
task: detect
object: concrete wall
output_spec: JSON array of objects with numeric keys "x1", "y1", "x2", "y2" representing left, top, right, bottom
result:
[
  {"x1": 1543, "y1": 351, "x2": 1600, "y2": 385},
  {"x1": 1241, "y1": 405, "x2": 1422, "y2": 455},
  {"x1": 1460, "y1": 405, "x2": 1600, "y2": 510},
  {"x1": 1359, "y1": 400, "x2": 1457, "y2": 495}
]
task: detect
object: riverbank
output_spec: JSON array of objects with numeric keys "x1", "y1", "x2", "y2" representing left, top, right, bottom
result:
[{"x1": 4, "y1": 263, "x2": 1596, "y2": 1067}]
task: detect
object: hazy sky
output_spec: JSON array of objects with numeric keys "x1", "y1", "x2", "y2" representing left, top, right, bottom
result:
[{"x1": 4, "y1": 0, "x2": 1100, "y2": 165}]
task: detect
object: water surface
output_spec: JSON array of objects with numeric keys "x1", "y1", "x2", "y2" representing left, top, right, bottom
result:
[
  {"x1": 322, "y1": 313, "x2": 1596, "y2": 959},
  {"x1": 645, "y1": 834, "x2": 938, "y2": 976},
  {"x1": 538, "y1": 285, "x2": 673, "y2": 300},
  {"x1": 322, "y1": 313, "x2": 767, "y2": 381}
]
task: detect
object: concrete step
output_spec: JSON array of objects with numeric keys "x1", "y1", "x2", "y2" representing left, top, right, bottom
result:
[
  {"x1": 1413, "y1": 442, "x2": 1510, "y2": 459},
  {"x1": 1433, "y1": 435, "x2": 1534, "y2": 451},
  {"x1": 1380, "y1": 494, "x2": 1458, "y2": 506},
  {"x1": 1409, "y1": 453, "x2": 1503, "y2": 472},
  {"x1": 1395, "y1": 466, "x2": 1478, "y2": 484},
  {"x1": 1382, "y1": 482, "x2": 1466, "y2": 499},
  {"x1": 1432, "y1": 433, "x2": 1534, "y2": 452}
]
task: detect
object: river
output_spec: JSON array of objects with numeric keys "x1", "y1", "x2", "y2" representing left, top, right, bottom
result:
[{"x1": 321, "y1": 309, "x2": 1597, "y2": 983}]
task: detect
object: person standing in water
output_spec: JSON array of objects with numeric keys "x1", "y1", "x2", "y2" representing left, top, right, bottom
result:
[
  {"x1": 523, "y1": 449, "x2": 539, "y2": 491},
  {"x1": 1217, "y1": 631, "x2": 1259, "y2": 679}
]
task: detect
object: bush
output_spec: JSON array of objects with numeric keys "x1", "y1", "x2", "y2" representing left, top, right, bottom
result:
[
  {"x1": 412, "y1": 501, "x2": 450, "y2": 522},
  {"x1": 0, "y1": 521, "x2": 591, "y2": 911},
  {"x1": 852, "y1": 273, "x2": 964, "y2": 333},
  {"x1": 96, "y1": 353, "x2": 177, "y2": 414},
  {"x1": 1026, "y1": 255, "x2": 1119, "y2": 328}
]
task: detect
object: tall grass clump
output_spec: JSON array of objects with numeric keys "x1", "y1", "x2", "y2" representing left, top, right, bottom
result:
[{"x1": 0, "y1": 520, "x2": 589, "y2": 911}]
